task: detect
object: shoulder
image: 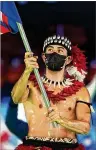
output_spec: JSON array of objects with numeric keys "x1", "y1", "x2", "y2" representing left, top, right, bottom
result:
[
  {"x1": 76, "y1": 86, "x2": 90, "y2": 103},
  {"x1": 76, "y1": 87, "x2": 91, "y2": 115}
]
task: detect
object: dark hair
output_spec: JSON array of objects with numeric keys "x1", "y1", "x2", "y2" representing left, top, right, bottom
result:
[{"x1": 67, "y1": 49, "x2": 72, "y2": 56}]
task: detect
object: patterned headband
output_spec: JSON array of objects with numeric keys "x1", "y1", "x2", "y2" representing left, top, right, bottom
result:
[{"x1": 43, "y1": 35, "x2": 72, "y2": 52}]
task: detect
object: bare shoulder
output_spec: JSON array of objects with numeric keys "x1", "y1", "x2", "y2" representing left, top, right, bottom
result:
[
  {"x1": 76, "y1": 86, "x2": 91, "y2": 125},
  {"x1": 76, "y1": 86, "x2": 91, "y2": 103}
]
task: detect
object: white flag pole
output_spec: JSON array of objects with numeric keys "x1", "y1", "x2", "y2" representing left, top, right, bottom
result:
[{"x1": 16, "y1": 22, "x2": 58, "y2": 127}]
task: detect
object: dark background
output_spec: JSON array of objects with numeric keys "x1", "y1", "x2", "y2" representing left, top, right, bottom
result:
[{"x1": 1, "y1": 1, "x2": 96, "y2": 63}]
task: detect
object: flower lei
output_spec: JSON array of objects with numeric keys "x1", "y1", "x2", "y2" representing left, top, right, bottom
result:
[{"x1": 29, "y1": 46, "x2": 87, "y2": 103}]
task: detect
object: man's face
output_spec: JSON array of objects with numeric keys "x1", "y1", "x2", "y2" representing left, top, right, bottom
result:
[
  {"x1": 42, "y1": 44, "x2": 72, "y2": 67},
  {"x1": 45, "y1": 45, "x2": 68, "y2": 56}
]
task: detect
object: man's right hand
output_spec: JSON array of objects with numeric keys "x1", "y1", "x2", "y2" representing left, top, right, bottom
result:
[{"x1": 24, "y1": 52, "x2": 39, "y2": 72}]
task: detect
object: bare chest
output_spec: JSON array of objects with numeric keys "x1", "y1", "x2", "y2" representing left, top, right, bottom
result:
[
  {"x1": 24, "y1": 85, "x2": 77, "y2": 119},
  {"x1": 56, "y1": 97, "x2": 77, "y2": 119}
]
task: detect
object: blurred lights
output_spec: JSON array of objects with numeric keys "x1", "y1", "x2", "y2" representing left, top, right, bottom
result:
[
  {"x1": 17, "y1": 1, "x2": 28, "y2": 5},
  {"x1": 90, "y1": 60, "x2": 96, "y2": 69},
  {"x1": 11, "y1": 58, "x2": 21, "y2": 68},
  {"x1": 45, "y1": 1, "x2": 57, "y2": 3},
  {"x1": 83, "y1": 138, "x2": 92, "y2": 146},
  {"x1": 56, "y1": 24, "x2": 64, "y2": 36},
  {"x1": 1, "y1": 59, "x2": 4, "y2": 65}
]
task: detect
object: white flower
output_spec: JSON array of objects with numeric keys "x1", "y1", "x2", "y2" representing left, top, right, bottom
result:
[
  {"x1": 81, "y1": 69, "x2": 87, "y2": 75},
  {"x1": 65, "y1": 78, "x2": 73, "y2": 85},
  {"x1": 66, "y1": 66, "x2": 86, "y2": 82},
  {"x1": 76, "y1": 71, "x2": 81, "y2": 77},
  {"x1": 75, "y1": 73, "x2": 85, "y2": 82},
  {"x1": 66, "y1": 66, "x2": 77, "y2": 75}
]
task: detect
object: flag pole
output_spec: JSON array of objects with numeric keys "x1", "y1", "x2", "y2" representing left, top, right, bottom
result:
[{"x1": 16, "y1": 22, "x2": 57, "y2": 127}]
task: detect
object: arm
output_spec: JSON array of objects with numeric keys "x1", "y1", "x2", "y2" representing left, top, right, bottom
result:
[
  {"x1": 57, "y1": 87, "x2": 91, "y2": 134},
  {"x1": 11, "y1": 69, "x2": 31, "y2": 104},
  {"x1": 11, "y1": 52, "x2": 39, "y2": 104},
  {"x1": 48, "y1": 87, "x2": 91, "y2": 134}
]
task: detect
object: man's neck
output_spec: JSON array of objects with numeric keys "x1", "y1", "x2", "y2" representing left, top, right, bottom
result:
[{"x1": 45, "y1": 68, "x2": 65, "y2": 82}]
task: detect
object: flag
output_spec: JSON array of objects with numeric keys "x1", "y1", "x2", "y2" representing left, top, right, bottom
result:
[{"x1": 0, "y1": 2, "x2": 22, "y2": 34}]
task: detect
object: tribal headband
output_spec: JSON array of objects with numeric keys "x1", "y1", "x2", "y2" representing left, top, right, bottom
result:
[{"x1": 43, "y1": 35, "x2": 72, "y2": 52}]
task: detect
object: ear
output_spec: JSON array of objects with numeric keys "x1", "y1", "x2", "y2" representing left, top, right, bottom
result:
[
  {"x1": 41, "y1": 53, "x2": 46, "y2": 63},
  {"x1": 65, "y1": 56, "x2": 73, "y2": 65}
]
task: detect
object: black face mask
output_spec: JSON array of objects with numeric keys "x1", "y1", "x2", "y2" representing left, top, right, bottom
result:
[{"x1": 45, "y1": 52, "x2": 67, "y2": 71}]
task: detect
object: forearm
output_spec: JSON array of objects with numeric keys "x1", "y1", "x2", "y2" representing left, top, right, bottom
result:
[
  {"x1": 11, "y1": 69, "x2": 31, "y2": 104},
  {"x1": 56, "y1": 117, "x2": 90, "y2": 134}
]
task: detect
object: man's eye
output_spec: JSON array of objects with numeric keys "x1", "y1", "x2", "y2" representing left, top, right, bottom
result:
[
  {"x1": 58, "y1": 49, "x2": 63, "y2": 53},
  {"x1": 48, "y1": 49, "x2": 52, "y2": 51}
]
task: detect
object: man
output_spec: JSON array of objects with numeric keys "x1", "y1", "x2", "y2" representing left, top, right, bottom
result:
[{"x1": 11, "y1": 35, "x2": 91, "y2": 150}]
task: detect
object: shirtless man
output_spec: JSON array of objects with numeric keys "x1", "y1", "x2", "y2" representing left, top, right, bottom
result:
[{"x1": 11, "y1": 35, "x2": 91, "y2": 150}]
